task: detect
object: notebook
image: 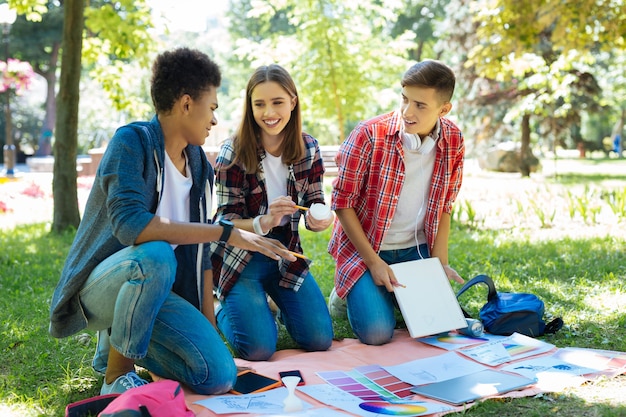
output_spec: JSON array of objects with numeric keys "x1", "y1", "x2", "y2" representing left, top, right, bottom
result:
[
  {"x1": 410, "y1": 369, "x2": 537, "y2": 405},
  {"x1": 391, "y1": 257, "x2": 467, "y2": 338}
]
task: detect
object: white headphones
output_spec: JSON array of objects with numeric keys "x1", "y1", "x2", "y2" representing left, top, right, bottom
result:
[
  {"x1": 417, "y1": 136, "x2": 436, "y2": 154},
  {"x1": 402, "y1": 133, "x2": 436, "y2": 154}
]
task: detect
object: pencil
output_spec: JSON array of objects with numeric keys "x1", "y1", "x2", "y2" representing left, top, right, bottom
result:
[
  {"x1": 288, "y1": 251, "x2": 310, "y2": 260},
  {"x1": 294, "y1": 205, "x2": 309, "y2": 211}
]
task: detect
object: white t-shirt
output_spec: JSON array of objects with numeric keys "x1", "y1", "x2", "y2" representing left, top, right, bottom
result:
[
  {"x1": 262, "y1": 152, "x2": 289, "y2": 226},
  {"x1": 156, "y1": 151, "x2": 192, "y2": 249},
  {"x1": 381, "y1": 139, "x2": 437, "y2": 250}
]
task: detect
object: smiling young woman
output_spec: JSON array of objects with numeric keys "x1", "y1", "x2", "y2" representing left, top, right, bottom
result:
[{"x1": 209, "y1": 64, "x2": 334, "y2": 361}]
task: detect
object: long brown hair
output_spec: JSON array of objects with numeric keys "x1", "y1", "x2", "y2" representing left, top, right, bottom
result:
[{"x1": 232, "y1": 64, "x2": 304, "y2": 173}]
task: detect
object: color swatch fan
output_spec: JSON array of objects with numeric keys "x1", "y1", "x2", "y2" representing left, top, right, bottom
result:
[{"x1": 391, "y1": 257, "x2": 467, "y2": 338}]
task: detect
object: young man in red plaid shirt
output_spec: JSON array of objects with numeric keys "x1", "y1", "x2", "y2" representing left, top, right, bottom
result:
[{"x1": 328, "y1": 60, "x2": 466, "y2": 345}]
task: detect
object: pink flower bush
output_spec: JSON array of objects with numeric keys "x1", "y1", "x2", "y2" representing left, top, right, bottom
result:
[
  {"x1": 0, "y1": 58, "x2": 35, "y2": 95},
  {"x1": 21, "y1": 182, "x2": 44, "y2": 198},
  {"x1": 0, "y1": 200, "x2": 11, "y2": 213}
]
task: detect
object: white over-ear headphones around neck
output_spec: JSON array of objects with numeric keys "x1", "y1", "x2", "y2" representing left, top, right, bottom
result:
[{"x1": 403, "y1": 132, "x2": 436, "y2": 154}]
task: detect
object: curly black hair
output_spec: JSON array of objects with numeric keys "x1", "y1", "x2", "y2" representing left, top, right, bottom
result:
[{"x1": 150, "y1": 47, "x2": 221, "y2": 113}]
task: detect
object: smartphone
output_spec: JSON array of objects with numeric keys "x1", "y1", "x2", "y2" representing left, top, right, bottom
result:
[
  {"x1": 230, "y1": 370, "x2": 282, "y2": 395},
  {"x1": 278, "y1": 370, "x2": 305, "y2": 386}
]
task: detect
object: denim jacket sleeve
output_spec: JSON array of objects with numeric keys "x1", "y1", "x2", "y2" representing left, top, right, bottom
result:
[{"x1": 100, "y1": 125, "x2": 159, "y2": 246}]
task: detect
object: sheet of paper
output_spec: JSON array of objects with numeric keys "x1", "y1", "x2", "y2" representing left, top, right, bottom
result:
[
  {"x1": 552, "y1": 347, "x2": 626, "y2": 373},
  {"x1": 382, "y1": 351, "x2": 487, "y2": 386},
  {"x1": 458, "y1": 332, "x2": 555, "y2": 366},
  {"x1": 193, "y1": 386, "x2": 312, "y2": 414},
  {"x1": 299, "y1": 384, "x2": 451, "y2": 417},
  {"x1": 263, "y1": 408, "x2": 351, "y2": 417},
  {"x1": 502, "y1": 355, "x2": 597, "y2": 391}
]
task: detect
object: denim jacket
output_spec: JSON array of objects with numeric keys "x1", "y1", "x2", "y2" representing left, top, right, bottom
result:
[{"x1": 49, "y1": 116, "x2": 214, "y2": 338}]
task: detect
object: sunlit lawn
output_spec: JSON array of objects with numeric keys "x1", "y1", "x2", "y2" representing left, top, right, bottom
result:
[{"x1": 1, "y1": 158, "x2": 626, "y2": 416}]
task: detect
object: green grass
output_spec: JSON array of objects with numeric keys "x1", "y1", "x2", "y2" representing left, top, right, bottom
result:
[
  {"x1": 0, "y1": 224, "x2": 101, "y2": 416},
  {"x1": 1, "y1": 199, "x2": 626, "y2": 415}
]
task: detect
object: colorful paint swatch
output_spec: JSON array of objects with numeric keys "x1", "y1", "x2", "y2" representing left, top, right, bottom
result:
[
  {"x1": 353, "y1": 365, "x2": 415, "y2": 399},
  {"x1": 359, "y1": 401, "x2": 428, "y2": 415},
  {"x1": 318, "y1": 368, "x2": 400, "y2": 401},
  {"x1": 503, "y1": 341, "x2": 538, "y2": 356}
]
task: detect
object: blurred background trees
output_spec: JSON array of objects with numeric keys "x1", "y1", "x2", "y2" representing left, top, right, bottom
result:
[{"x1": 0, "y1": 0, "x2": 624, "y2": 230}]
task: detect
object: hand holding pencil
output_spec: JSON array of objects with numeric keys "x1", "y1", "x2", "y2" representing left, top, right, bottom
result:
[{"x1": 288, "y1": 250, "x2": 310, "y2": 261}]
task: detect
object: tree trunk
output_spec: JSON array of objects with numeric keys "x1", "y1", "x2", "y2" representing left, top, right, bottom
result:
[
  {"x1": 35, "y1": 42, "x2": 60, "y2": 157},
  {"x1": 52, "y1": 0, "x2": 84, "y2": 233},
  {"x1": 519, "y1": 113, "x2": 531, "y2": 177}
]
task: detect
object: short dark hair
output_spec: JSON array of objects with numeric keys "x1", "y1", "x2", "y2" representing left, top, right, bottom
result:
[
  {"x1": 401, "y1": 60, "x2": 456, "y2": 103},
  {"x1": 150, "y1": 47, "x2": 221, "y2": 113}
]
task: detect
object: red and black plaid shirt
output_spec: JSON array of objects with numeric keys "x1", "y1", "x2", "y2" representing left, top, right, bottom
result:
[
  {"x1": 210, "y1": 133, "x2": 326, "y2": 299},
  {"x1": 329, "y1": 110, "x2": 464, "y2": 298}
]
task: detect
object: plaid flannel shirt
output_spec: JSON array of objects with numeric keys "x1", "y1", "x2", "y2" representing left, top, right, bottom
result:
[
  {"x1": 210, "y1": 133, "x2": 326, "y2": 299},
  {"x1": 329, "y1": 110, "x2": 464, "y2": 298}
]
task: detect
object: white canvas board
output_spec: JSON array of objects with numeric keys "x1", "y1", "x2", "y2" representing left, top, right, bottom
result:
[{"x1": 390, "y1": 258, "x2": 467, "y2": 338}]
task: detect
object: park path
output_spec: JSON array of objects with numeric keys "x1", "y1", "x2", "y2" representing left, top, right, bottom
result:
[{"x1": 1, "y1": 157, "x2": 625, "y2": 241}]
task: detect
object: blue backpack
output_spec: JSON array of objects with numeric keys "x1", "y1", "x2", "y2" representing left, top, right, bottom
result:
[{"x1": 456, "y1": 274, "x2": 563, "y2": 337}]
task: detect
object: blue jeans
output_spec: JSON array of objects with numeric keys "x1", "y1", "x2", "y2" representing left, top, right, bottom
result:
[
  {"x1": 216, "y1": 252, "x2": 333, "y2": 361},
  {"x1": 346, "y1": 244, "x2": 429, "y2": 346},
  {"x1": 79, "y1": 241, "x2": 236, "y2": 395}
]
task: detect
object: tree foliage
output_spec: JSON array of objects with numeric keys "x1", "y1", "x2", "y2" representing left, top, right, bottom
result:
[
  {"x1": 82, "y1": 0, "x2": 156, "y2": 116},
  {"x1": 7, "y1": 0, "x2": 156, "y2": 143},
  {"x1": 9, "y1": 1, "x2": 63, "y2": 155},
  {"x1": 469, "y1": 0, "x2": 625, "y2": 77},
  {"x1": 389, "y1": 0, "x2": 449, "y2": 62},
  {"x1": 441, "y1": 0, "x2": 625, "y2": 175},
  {"x1": 9, "y1": 3, "x2": 62, "y2": 77},
  {"x1": 227, "y1": 0, "x2": 413, "y2": 143},
  {"x1": 7, "y1": 0, "x2": 157, "y2": 231}
]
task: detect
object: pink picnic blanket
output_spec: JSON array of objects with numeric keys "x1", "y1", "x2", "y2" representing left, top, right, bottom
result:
[{"x1": 184, "y1": 329, "x2": 547, "y2": 416}]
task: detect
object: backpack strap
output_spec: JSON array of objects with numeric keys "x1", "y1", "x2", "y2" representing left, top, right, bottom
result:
[
  {"x1": 544, "y1": 317, "x2": 564, "y2": 334},
  {"x1": 456, "y1": 274, "x2": 498, "y2": 302}
]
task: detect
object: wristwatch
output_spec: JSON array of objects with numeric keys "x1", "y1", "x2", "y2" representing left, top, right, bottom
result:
[{"x1": 218, "y1": 219, "x2": 234, "y2": 242}]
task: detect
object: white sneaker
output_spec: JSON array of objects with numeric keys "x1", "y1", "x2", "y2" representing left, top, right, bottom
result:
[{"x1": 328, "y1": 287, "x2": 347, "y2": 319}]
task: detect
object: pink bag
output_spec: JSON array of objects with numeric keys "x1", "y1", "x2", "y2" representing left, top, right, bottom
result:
[{"x1": 98, "y1": 379, "x2": 194, "y2": 417}]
